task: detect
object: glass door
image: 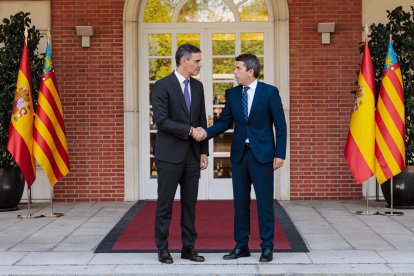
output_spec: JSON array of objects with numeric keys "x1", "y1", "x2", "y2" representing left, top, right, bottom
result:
[
  {"x1": 142, "y1": 29, "x2": 207, "y2": 199},
  {"x1": 205, "y1": 29, "x2": 267, "y2": 199}
]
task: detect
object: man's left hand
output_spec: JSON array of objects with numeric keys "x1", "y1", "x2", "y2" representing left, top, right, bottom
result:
[
  {"x1": 273, "y1": 158, "x2": 284, "y2": 170},
  {"x1": 200, "y1": 154, "x2": 208, "y2": 170}
]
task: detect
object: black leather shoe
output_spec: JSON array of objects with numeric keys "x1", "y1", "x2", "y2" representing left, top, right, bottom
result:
[
  {"x1": 259, "y1": 248, "x2": 273, "y2": 262},
  {"x1": 223, "y1": 246, "x2": 251, "y2": 260},
  {"x1": 181, "y1": 246, "x2": 205, "y2": 262},
  {"x1": 158, "y1": 249, "x2": 173, "y2": 264}
]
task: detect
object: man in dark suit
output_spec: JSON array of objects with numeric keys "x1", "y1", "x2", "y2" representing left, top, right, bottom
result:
[
  {"x1": 152, "y1": 44, "x2": 209, "y2": 264},
  {"x1": 194, "y1": 54, "x2": 287, "y2": 262}
]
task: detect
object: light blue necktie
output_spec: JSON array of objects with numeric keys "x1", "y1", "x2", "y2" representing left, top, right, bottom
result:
[
  {"x1": 183, "y1": 79, "x2": 191, "y2": 113},
  {"x1": 242, "y1": 86, "x2": 249, "y2": 121}
]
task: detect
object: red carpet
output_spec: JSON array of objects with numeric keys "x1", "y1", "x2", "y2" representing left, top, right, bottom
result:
[{"x1": 113, "y1": 200, "x2": 291, "y2": 251}]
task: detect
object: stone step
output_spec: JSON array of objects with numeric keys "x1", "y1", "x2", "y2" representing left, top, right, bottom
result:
[{"x1": 1, "y1": 263, "x2": 414, "y2": 275}]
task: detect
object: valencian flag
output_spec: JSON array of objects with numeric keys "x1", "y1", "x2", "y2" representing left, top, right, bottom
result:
[
  {"x1": 344, "y1": 41, "x2": 376, "y2": 184},
  {"x1": 33, "y1": 36, "x2": 70, "y2": 185},
  {"x1": 375, "y1": 40, "x2": 405, "y2": 184},
  {"x1": 7, "y1": 37, "x2": 36, "y2": 187}
]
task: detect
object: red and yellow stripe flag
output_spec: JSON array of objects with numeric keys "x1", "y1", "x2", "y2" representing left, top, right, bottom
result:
[
  {"x1": 7, "y1": 39, "x2": 36, "y2": 188},
  {"x1": 375, "y1": 40, "x2": 405, "y2": 184},
  {"x1": 344, "y1": 41, "x2": 376, "y2": 184},
  {"x1": 33, "y1": 37, "x2": 70, "y2": 186}
]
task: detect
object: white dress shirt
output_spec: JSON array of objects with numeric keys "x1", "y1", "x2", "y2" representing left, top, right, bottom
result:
[
  {"x1": 244, "y1": 79, "x2": 258, "y2": 143},
  {"x1": 174, "y1": 70, "x2": 191, "y2": 102}
]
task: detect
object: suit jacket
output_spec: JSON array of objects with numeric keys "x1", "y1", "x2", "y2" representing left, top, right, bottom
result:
[
  {"x1": 152, "y1": 72, "x2": 209, "y2": 163},
  {"x1": 206, "y1": 82, "x2": 287, "y2": 164}
]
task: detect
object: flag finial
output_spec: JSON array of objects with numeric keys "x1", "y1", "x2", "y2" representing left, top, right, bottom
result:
[
  {"x1": 364, "y1": 24, "x2": 369, "y2": 41},
  {"x1": 24, "y1": 27, "x2": 28, "y2": 43}
]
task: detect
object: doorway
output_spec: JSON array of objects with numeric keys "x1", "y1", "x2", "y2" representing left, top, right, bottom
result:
[
  {"x1": 140, "y1": 27, "x2": 272, "y2": 199},
  {"x1": 123, "y1": 0, "x2": 290, "y2": 201}
]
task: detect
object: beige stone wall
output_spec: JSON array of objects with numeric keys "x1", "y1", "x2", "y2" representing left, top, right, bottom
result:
[
  {"x1": 0, "y1": 1, "x2": 50, "y2": 52},
  {"x1": 363, "y1": 0, "x2": 413, "y2": 25}
]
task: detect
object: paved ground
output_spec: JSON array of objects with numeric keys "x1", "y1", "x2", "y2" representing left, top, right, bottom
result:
[{"x1": 1, "y1": 200, "x2": 414, "y2": 275}]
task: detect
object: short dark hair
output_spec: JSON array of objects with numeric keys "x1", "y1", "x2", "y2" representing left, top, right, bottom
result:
[
  {"x1": 235, "y1": 54, "x2": 260, "y2": 78},
  {"x1": 175, "y1": 44, "x2": 201, "y2": 67}
]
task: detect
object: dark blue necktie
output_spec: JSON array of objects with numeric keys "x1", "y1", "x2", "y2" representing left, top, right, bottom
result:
[
  {"x1": 183, "y1": 79, "x2": 191, "y2": 113},
  {"x1": 242, "y1": 86, "x2": 249, "y2": 121}
]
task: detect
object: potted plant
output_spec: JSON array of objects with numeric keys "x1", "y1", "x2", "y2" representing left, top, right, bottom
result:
[
  {"x1": 0, "y1": 12, "x2": 43, "y2": 210},
  {"x1": 366, "y1": 6, "x2": 414, "y2": 208}
]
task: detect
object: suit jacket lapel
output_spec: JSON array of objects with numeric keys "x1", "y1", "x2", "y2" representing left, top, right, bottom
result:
[
  {"x1": 248, "y1": 81, "x2": 263, "y2": 121},
  {"x1": 190, "y1": 79, "x2": 198, "y2": 122}
]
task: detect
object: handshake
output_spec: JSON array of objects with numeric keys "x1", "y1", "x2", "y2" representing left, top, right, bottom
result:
[{"x1": 191, "y1": 127, "x2": 207, "y2": 142}]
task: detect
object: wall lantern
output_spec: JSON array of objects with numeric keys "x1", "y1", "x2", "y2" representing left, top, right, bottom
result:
[
  {"x1": 317, "y1": 22, "x2": 335, "y2": 45},
  {"x1": 75, "y1": 26, "x2": 94, "y2": 48}
]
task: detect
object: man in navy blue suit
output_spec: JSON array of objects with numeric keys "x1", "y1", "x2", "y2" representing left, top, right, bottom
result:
[{"x1": 193, "y1": 54, "x2": 287, "y2": 262}]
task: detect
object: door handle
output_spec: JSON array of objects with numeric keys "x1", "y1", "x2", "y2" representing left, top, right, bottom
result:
[{"x1": 208, "y1": 115, "x2": 213, "y2": 127}]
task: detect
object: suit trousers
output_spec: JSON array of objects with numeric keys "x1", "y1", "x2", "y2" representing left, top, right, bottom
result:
[
  {"x1": 231, "y1": 148, "x2": 275, "y2": 250},
  {"x1": 154, "y1": 148, "x2": 200, "y2": 250}
]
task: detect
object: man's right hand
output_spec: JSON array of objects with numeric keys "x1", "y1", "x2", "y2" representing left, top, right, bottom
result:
[{"x1": 191, "y1": 127, "x2": 207, "y2": 141}]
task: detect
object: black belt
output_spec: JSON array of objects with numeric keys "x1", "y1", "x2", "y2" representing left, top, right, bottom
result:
[{"x1": 245, "y1": 143, "x2": 251, "y2": 149}]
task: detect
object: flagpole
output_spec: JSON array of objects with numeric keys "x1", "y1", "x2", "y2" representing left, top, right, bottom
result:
[
  {"x1": 364, "y1": 24, "x2": 368, "y2": 41},
  {"x1": 355, "y1": 180, "x2": 378, "y2": 215},
  {"x1": 365, "y1": 181, "x2": 370, "y2": 212},
  {"x1": 17, "y1": 187, "x2": 33, "y2": 219},
  {"x1": 47, "y1": 27, "x2": 51, "y2": 45},
  {"x1": 378, "y1": 26, "x2": 403, "y2": 217},
  {"x1": 382, "y1": 177, "x2": 404, "y2": 216},
  {"x1": 355, "y1": 25, "x2": 378, "y2": 216},
  {"x1": 16, "y1": 28, "x2": 34, "y2": 220},
  {"x1": 24, "y1": 27, "x2": 31, "y2": 219},
  {"x1": 355, "y1": 181, "x2": 370, "y2": 215},
  {"x1": 46, "y1": 185, "x2": 64, "y2": 217},
  {"x1": 390, "y1": 177, "x2": 395, "y2": 214}
]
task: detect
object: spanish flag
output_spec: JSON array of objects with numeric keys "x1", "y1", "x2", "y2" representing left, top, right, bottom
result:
[
  {"x1": 375, "y1": 40, "x2": 405, "y2": 184},
  {"x1": 7, "y1": 39, "x2": 36, "y2": 188},
  {"x1": 344, "y1": 41, "x2": 376, "y2": 184},
  {"x1": 33, "y1": 36, "x2": 70, "y2": 186}
]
